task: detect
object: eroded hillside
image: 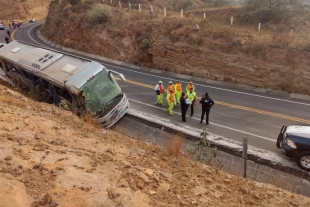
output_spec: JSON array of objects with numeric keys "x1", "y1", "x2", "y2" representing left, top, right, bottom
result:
[
  {"x1": 42, "y1": 1, "x2": 310, "y2": 95},
  {"x1": 0, "y1": 0, "x2": 50, "y2": 20},
  {"x1": 1, "y1": 81, "x2": 310, "y2": 206}
]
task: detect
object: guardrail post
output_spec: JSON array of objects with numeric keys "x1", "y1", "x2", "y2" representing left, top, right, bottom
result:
[{"x1": 242, "y1": 136, "x2": 248, "y2": 178}]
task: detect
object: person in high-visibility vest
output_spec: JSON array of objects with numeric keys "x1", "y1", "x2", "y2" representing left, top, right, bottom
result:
[
  {"x1": 154, "y1": 80, "x2": 165, "y2": 105},
  {"x1": 166, "y1": 89, "x2": 175, "y2": 115},
  {"x1": 186, "y1": 87, "x2": 196, "y2": 117},
  {"x1": 186, "y1": 81, "x2": 195, "y2": 93},
  {"x1": 167, "y1": 81, "x2": 176, "y2": 105},
  {"x1": 175, "y1": 80, "x2": 182, "y2": 105}
]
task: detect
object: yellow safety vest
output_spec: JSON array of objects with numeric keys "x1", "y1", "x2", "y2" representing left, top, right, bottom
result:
[
  {"x1": 167, "y1": 84, "x2": 175, "y2": 93},
  {"x1": 186, "y1": 91, "x2": 196, "y2": 103},
  {"x1": 186, "y1": 84, "x2": 195, "y2": 92},
  {"x1": 175, "y1": 83, "x2": 182, "y2": 93}
]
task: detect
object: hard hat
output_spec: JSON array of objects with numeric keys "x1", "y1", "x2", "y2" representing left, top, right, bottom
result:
[
  {"x1": 158, "y1": 81, "x2": 163, "y2": 84},
  {"x1": 168, "y1": 81, "x2": 172, "y2": 84}
]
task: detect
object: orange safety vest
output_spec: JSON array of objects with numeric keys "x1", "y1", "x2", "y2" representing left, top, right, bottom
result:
[
  {"x1": 159, "y1": 85, "x2": 164, "y2": 94},
  {"x1": 168, "y1": 84, "x2": 175, "y2": 92},
  {"x1": 187, "y1": 84, "x2": 194, "y2": 91},
  {"x1": 169, "y1": 93, "x2": 175, "y2": 102},
  {"x1": 175, "y1": 83, "x2": 182, "y2": 93}
]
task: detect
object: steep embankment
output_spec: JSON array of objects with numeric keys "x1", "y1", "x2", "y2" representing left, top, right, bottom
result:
[
  {"x1": 42, "y1": 1, "x2": 310, "y2": 95},
  {"x1": 1, "y1": 81, "x2": 310, "y2": 206},
  {"x1": 0, "y1": 0, "x2": 50, "y2": 20}
]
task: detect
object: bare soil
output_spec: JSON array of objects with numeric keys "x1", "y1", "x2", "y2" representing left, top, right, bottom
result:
[
  {"x1": 1, "y1": 82, "x2": 310, "y2": 206},
  {"x1": 0, "y1": 0, "x2": 50, "y2": 20},
  {"x1": 41, "y1": 2, "x2": 310, "y2": 95}
]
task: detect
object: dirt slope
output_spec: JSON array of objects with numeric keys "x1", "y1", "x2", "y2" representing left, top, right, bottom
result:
[
  {"x1": 0, "y1": 0, "x2": 50, "y2": 20},
  {"x1": 42, "y1": 2, "x2": 310, "y2": 95},
  {"x1": 1, "y1": 82, "x2": 310, "y2": 206}
]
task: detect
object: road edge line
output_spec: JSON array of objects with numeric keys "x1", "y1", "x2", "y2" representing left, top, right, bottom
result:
[
  {"x1": 34, "y1": 25, "x2": 310, "y2": 102},
  {"x1": 124, "y1": 108, "x2": 310, "y2": 181}
]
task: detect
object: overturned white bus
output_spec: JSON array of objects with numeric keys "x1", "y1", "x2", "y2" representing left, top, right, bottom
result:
[{"x1": 0, "y1": 41, "x2": 130, "y2": 128}]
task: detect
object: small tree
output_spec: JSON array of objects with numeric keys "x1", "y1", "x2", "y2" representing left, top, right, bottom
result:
[
  {"x1": 167, "y1": 0, "x2": 193, "y2": 12},
  {"x1": 240, "y1": 0, "x2": 306, "y2": 24},
  {"x1": 87, "y1": 4, "x2": 113, "y2": 25},
  {"x1": 70, "y1": 0, "x2": 80, "y2": 5},
  {"x1": 187, "y1": 128, "x2": 217, "y2": 164}
]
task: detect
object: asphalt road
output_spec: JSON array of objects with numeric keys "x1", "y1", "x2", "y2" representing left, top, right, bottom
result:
[
  {"x1": 0, "y1": 23, "x2": 12, "y2": 44},
  {"x1": 9, "y1": 21, "x2": 310, "y2": 153}
]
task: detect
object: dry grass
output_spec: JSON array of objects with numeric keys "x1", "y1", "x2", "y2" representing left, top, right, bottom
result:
[
  {"x1": 165, "y1": 133, "x2": 184, "y2": 157},
  {"x1": 42, "y1": 2, "x2": 310, "y2": 95}
]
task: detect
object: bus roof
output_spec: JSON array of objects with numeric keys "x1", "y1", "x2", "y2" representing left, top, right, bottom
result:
[{"x1": 0, "y1": 40, "x2": 104, "y2": 94}]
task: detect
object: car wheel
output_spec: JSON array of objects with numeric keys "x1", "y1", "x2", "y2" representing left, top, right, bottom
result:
[{"x1": 297, "y1": 152, "x2": 310, "y2": 172}]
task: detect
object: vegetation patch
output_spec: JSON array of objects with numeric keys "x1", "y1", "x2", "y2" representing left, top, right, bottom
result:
[{"x1": 87, "y1": 4, "x2": 113, "y2": 25}]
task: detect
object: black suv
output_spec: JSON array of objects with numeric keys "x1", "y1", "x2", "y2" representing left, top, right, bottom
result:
[{"x1": 277, "y1": 125, "x2": 310, "y2": 171}]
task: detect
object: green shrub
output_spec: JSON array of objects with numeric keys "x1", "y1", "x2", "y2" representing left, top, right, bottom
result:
[
  {"x1": 70, "y1": 0, "x2": 80, "y2": 5},
  {"x1": 87, "y1": 4, "x2": 113, "y2": 25}
]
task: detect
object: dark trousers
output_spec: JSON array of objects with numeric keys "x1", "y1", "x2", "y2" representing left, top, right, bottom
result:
[
  {"x1": 181, "y1": 107, "x2": 187, "y2": 121},
  {"x1": 190, "y1": 104, "x2": 194, "y2": 116},
  {"x1": 201, "y1": 108, "x2": 211, "y2": 123}
]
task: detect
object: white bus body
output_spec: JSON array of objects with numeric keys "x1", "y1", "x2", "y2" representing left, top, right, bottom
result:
[{"x1": 0, "y1": 41, "x2": 130, "y2": 128}]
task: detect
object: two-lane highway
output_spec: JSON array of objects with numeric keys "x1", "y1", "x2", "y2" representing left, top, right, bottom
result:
[{"x1": 11, "y1": 21, "x2": 310, "y2": 153}]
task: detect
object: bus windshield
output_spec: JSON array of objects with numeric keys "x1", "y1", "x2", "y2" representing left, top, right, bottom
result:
[{"x1": 80, "y1": 70, "x2": 122, "y2": 115}]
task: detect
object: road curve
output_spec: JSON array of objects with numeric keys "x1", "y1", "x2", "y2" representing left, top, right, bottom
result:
[{"x1": 11, "y1": 21, "x2": 310, "y2": 153}]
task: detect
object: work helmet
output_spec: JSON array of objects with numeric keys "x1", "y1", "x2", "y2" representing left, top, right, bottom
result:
[{"x1": 158, "y1": 81, "x2": 163, "y2": 84}]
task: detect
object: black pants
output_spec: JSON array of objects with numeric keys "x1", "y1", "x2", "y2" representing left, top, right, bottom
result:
[
  {"x1": 201, "y1": 108, "x2": 211, "y2": 124},
  {"x1": 181, "y1": 107, "x2": 187, "y2": 121}
]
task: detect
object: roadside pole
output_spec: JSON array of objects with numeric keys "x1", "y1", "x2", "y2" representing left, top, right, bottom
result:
[{"x1": 242, "y1": 136, "x2": 248, "y2": 178}]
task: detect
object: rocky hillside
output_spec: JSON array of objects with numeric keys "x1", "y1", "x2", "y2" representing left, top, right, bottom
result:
[
  {"x1": 1, "y1": 79, "x2": 310, "y2": 206},
  {"x1": 42, "y1": 1, "x2": 310, "y2": 95},
  {"x1": 0, "y1": 0, "x2": 50, "y2": 20},
  {"x1": 0, "y1": 81, "x2": 310, "y2": 207}
]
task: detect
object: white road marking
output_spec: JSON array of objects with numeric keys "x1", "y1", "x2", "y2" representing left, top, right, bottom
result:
[
  {"x1": 129, "y1": 98, "x2": 276, "y2": 143},
  {"x1": 26, "y1": 23, "x2": 310, "y2": 107},
  {"x1": 27, "y1": 23, "x2": 46, "y2": 47},
  {"x1": 22, "y1": 23, "x2": 282, "y2": 143},
  {"x1": 109, "y1": 64, "x2": 310, "y2": 106}
]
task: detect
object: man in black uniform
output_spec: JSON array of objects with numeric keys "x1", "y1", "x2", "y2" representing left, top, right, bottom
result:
[
  {"x1": 180, "y1": 92, "x2": 189, "y2": 122},
  {"x1": 199, "y1": 92, "x2": 214, "y2": 125}
]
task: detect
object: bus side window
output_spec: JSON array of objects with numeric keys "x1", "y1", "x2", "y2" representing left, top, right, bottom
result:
[
  {"x1": 32, "y1": 74, "x2": 40, "y2": 86},
  {"x1": 41, "y1": 79, "x2": 49, "y2": 90},
  {"x1": 55, "y1": 86, "x2": 72, "y2": 104},
  {"x1": 20, "y1": 69, "x2": 31, "y2": 80}
]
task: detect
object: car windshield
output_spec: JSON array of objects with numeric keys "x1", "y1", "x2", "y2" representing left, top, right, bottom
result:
[{"x1": 80, "y1": 70, "x2": 122, "y2": 115}]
